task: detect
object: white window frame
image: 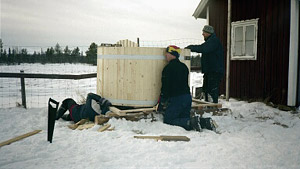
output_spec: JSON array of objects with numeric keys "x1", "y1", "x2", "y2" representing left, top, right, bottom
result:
[{"x1": 231, "y1": 18, "x2": 259, "y2": 60}]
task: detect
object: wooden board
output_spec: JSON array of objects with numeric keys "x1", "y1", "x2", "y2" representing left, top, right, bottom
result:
[
  {"x1": 94, "y1": 115, "x2": 109, "y2": 125},
  {"x1": 97, "y1": 124, "x2": 111, "y2": 132},
  {"x1": 68, "y1": 119, "x2": 89, "y2": 130},
  {"x1": 134, "y1": 135, "x2": 190, "y2": 142},
  {"x1": 0, "y1": 130, "x2": 42, "y2": 148},
  {"x1": 76, "y1": 123, "x2": 95, "y2": 130},
  {"x1": 192, "y1": 98, "x2": 222, "y2": 109},
  {"x1": 97, "y1": 47, "x2": 191, "y2": 107},
  {"x1": 109, "y1": 106, "x2": 156, "y2": 117}
]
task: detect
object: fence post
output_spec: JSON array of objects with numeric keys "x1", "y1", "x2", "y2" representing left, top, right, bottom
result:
[{"x1": 20, "y1": 70, "x2": 27, "y2": 108}]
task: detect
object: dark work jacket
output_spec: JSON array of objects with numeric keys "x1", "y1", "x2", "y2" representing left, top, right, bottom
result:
[
  {"x1": 186, "y1": 33, "x2": 224, "y2": 74},
  {"x1": 69, "y1": 93, "x2": 111, "y2": 123},
  {"x1": 70, "y1": 105, "x2": 91, "y2": 123},
  {"x1": 161, "y1": 59, "x2": 190, "y2": 99}
]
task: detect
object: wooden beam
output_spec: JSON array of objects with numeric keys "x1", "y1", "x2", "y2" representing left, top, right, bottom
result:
[
  {"x1": 0, "y1": 130, "x2": 42, "y2": 148},
  {"x1": 109, "y1": 107, "x2": 122, "y2": 116},
  {"x1": 109, "y1": 106, "x2": 156, "y2": 117},
  {"x1": 0, "y1": 72, "x2": 97, "y2": 80},
  {"x1": 97, "y1": 124, "x2": 111, "y2": 132},
  {"x1": 76, "y1": 123, "x2": 95, "y2": 130},
  {"x1": 192, "y1": 99, "x2": 222, "y2": 108},
  {"x1": 68, "y1": 119, "x2": 89, "y2": 130},
  {"x1": 94, "y1": 115, "x2": 109, "y2": 125},
  {"x1": 134, "y1": 135, "x2": 190, "y2": 142}
]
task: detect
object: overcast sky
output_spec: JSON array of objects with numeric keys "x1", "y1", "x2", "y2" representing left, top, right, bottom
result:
[{"x1": 1, "y1": 0, "x2": 206, "y2": 48}]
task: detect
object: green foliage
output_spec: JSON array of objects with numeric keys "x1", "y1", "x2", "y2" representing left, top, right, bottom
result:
[
  {"x1": 54, "y1": 43, "x2": 62, "y2": 55},
  {"x1": 71, "y1": 47, "x2": 80, "y2": 57},
  {"x1": 0, "y1": 39, "x2": 3, "y2": 55},
  {"x1": 85, "y1": 42, "x2": 98, "y2": 65},
  {"x1": 64, "y1": 46, "x2": 71, "y2": 56},
  {"x1": 0, "y1": 42, "x2": 97, "y2": 65}
]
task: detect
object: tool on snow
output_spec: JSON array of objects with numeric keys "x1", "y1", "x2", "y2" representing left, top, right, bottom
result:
[{"x1": 48, "y1": 98, "x2": 59, "y2": 143}]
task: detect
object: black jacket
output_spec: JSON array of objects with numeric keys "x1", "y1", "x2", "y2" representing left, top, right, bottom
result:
[
  {"x1": 161, "y1": 59, "x2": 190, "y2": 99},
  {"x1": 186, "y1": 33, "x2": 224, "y2": 74}
]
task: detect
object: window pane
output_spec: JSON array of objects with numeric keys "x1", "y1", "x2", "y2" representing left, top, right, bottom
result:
[
  {"x1": 235, "y1": 27, "x2": 243, "y2": 42},
  {"x1": 234, "y1": 41, "x2": 243, "y2": 55},
  {"x1": 246, "y1": 25, "x2": 254, "y2": 41},
  {"x1": 231, "y1": 19, "x2": 258, "y2": 60},
  {"x1": 245, "y1": 40, "x2": 254, "y2": 56}
]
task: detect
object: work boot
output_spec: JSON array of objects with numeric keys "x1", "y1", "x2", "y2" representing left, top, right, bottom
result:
[
  {"x1": 190, "y1": 116, "x2": 202, "y2": 132},
  {"x1": 189, "y1": 109, "x2": 202, "y2": 132},
  {"x1": 56, "y1": 106, "x2": 67, "y2": 120},
  {"x1": 200, "y1": 117, "x2": 217, "y2": 132},
  {"x1": 56, "y1": 98, "x2": 77, "y2": 120}
]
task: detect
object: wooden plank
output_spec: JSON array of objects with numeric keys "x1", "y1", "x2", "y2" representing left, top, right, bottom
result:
[
  {"x1": 97, "y1": 124, "x2": 111, "y2": 132},
  {"x1": 76, "y1": 123, "x2": 95, "y2": 130},
  {"x1": 97, "y1": 58, "x2": 103, "y2": 96},
  {"x1": 192, "y1": 98, "x2": 213, "y2": 104},
  {"x1": 160, "y1": 136, "x2": 190, "y2": 142},
  {"x1": 134, "y1": 135, "x2": 190, "y2": 142},
  {"x1": 68, "y1": 119, "x2": 89, "y2": 130},
  {"x1": 0, "y1": 130, "x2": 42, "y2": 148},
  {"x1": 109, "y1": 106, "x2": 156, "y2": 117},
  {"x1": 109, "y1": 106, "x2": 123, "y2": 116},
  {"x1": 97, "y1": 47, "x2": 190, "y2": 107},
  {"x1": 94, "y1": 115, "x2": 109, "y2": 125},
  {"x1": 117, "y1": 59, "x2": 125, "y2": 100},
  {"x1": 192, "y1": 99, "x2": 222, "y2": 108}
]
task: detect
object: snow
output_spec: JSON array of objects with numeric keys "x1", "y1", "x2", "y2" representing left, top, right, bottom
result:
[{"x1": 1, "y1": 64, "x2": 300, "y2": 169}]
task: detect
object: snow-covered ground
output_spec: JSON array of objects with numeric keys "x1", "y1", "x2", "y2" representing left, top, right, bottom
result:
[{"x1": 0, "y1": 64, "x2": 300, "y2": 169}]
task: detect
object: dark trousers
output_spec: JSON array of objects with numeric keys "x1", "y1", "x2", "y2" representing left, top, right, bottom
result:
[
  {"x1": 84, "y1": 93, "x2": 102, "y2": 114},
  {"x1": 163, "y1": 94, "x2": 192, "y2": 130},
  {"x1": 203, "y1": 72, "x2": 223, "y2": 103}
]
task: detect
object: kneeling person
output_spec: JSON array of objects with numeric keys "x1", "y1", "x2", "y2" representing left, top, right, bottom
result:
[{"x1": 159, "y1": 45, "x2": 216, "y2": 131}]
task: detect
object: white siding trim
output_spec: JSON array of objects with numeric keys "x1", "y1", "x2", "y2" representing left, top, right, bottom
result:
[
  {"x1": 288, "y1": 0, "x2": 299, "y2": 106},
  {"x1": 206, "y1": 6, "x2": 210, "y2": 25}
]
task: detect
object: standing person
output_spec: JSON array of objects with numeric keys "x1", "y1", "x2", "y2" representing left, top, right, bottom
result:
[
  {"x1": 185, "y1": 25, "x2": 224, "y2": 103},
  {"x1": 55, "y1": 93, "x2": 111, "y2": 123},
  {"x1": 158, "y1": 45, "x2": 216, "y2": 132}
]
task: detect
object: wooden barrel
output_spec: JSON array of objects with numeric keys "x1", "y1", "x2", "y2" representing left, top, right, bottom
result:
[{"x1": 97, "y1": 47, "x2": 191, "y2": 107}]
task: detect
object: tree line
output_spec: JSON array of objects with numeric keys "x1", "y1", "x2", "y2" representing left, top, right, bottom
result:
[
  {"x1": 0, "y1": 39, "x2": 98, "y2": 65},
  {"x1": 0, "y1": 39, "x2": 201, "y2": 68}
]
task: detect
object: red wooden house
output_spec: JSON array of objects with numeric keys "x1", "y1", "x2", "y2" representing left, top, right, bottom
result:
[{"x1": 192, "y1": 0, "x2": 299, "y2": 106}]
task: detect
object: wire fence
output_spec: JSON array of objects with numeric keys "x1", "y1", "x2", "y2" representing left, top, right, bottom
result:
[
  {"x1": 140, "y1": 38, "x2": 203, "y2": 49},
  {"x1": 0, "y1": 39, "x2": 204, "y2": 108},
  {"x1": 0, "y1": 63, "x2": 97, "y2": 108}
]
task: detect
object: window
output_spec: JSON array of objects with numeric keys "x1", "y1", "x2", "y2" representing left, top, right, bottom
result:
[{"x1": 231, "y1": 19, "x2": 259, "y2": 60}]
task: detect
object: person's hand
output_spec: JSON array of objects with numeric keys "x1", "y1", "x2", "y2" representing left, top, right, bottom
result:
[{"x1": 157, "y1": 95, "x2": 168, "y2": 113}]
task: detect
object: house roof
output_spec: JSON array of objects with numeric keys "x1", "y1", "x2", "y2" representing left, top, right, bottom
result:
[{"x1": 192, "y1": 0, "x2": 209, "y2": 19}]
